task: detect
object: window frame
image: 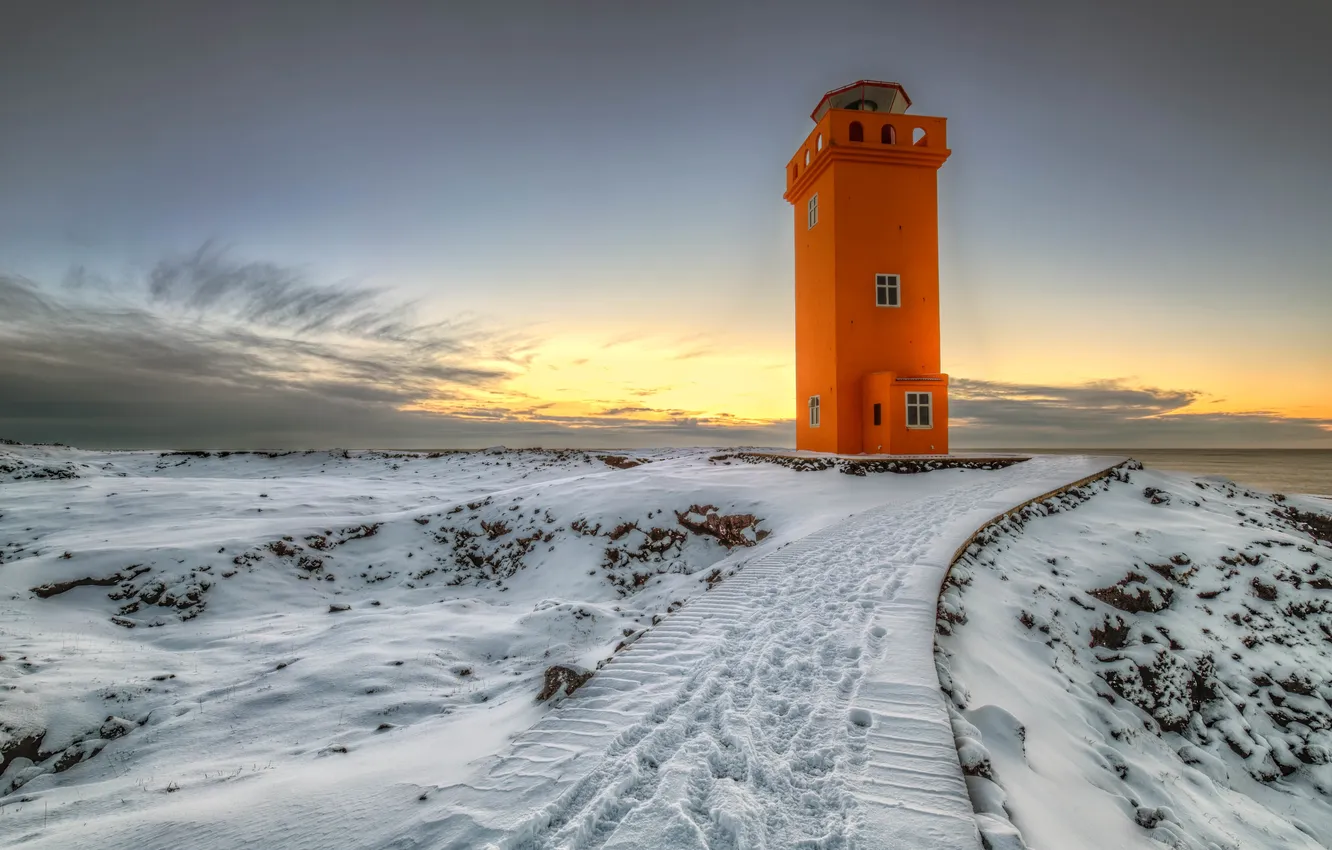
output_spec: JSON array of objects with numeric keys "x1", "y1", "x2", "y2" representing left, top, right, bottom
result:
[
  {"x1": 807, "y1": 193, "x2": 818, "y2": 229},
  {"x1": 875, "y1": 273, "x2": 900, "y2": 307},
  {"x1": 808, "y1": 394, "x2": 821, "y2": 428},
  {"x1": 905, "y1": 392, "x2": 933, "y2": 429}
]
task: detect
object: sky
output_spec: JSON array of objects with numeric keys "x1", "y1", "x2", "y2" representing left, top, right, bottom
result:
[{"x1": 1, "y1": 0, "x2": 1329, "y2": 449}]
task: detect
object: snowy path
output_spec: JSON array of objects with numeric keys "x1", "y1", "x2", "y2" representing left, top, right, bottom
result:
[{"x1": 420, "y1": 455, "x2": 1125, "y2": 850}]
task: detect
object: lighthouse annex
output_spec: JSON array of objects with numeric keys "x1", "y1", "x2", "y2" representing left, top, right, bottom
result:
[{"x1": 784, "y1": 80, "x2": 952, "y2": 455}]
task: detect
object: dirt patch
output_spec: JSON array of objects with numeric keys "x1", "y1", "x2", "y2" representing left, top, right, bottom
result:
[
  {"x1": 607, "y1": 521, "x2": 638, "y2": 541},
  {"x1": 597, "y1": 455, "x2": 645, "y2": 470},
  {"x1": 1088, "y1": 572, "x2": 1174, "y2": 613},
  {"x1": 341, "y1": 523, "x2": 382, "y2": 541},
  {"x1": 674, "y1": 504, "x2": 767, "y2": 548},
  {"x1": 601, "y1": 526, "x2": 689, "y2": 594},
  {"x1": 1275, "y1": 506, "x2": 1332, "y2": 546},
  {"x1": 31, "y1": 565, "x2": 150, "y2": 599},
  {"x1": 1090, "y1": 615, "x2": 1132, "y2": 649},
  {"x1": 1251, "y1": 577, "x2": 1280, "y2": 601},
  {"x1": 1100, "y1": 650, "x2": 1219, "y2": 734},
  {"x1": 267, "y1": 539, "x2": 300, "y2": 558},
  {"x1": 537, "y1": 665, "x2": 592, "y2": 701}
]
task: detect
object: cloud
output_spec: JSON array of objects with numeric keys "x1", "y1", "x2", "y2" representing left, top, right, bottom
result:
[
  {"x1": 951, "y1": 378, "x2": 1332, "y2": 448},
  {"x1": 671, "y1": 347, "x2": 714, "y2": 361},
  {"x1": 598, "y1": 406, "x2": 654, "y2": 417},
  {"x1": 0, "y1": 250, "x2": 793, "y2": 449},
  {"x1": 0, "y1": 249, "x2": 527, "y2": 445},
  {"x1": 4, "y1": 252, "x2": 1325, "y2": 450},
  {"x1": 1, "y1": 255, "x2": 510, "y2": 408}
]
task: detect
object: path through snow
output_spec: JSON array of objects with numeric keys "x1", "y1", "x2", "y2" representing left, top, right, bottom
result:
[{"x1": 420, "y1": 455, "x2": 1124, "y2": 850}]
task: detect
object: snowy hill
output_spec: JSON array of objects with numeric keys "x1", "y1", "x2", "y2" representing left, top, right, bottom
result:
[
  {"x1": 937, "y1": 466, "x2": 1332, "y2": 849},
  {"x1": 0, "y1": 444, "x2": 997, "y2": 848},
  {"x1": 1, "y1": 444, "x2": 1329, "y2": 849}
]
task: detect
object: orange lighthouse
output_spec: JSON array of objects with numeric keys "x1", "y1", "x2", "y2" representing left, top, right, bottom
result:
[{"x1": 784, "y1": 81, "x2": 951, "y2": 455}]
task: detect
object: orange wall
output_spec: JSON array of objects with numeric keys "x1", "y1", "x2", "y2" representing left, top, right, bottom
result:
[
  {"x1": 792, "y1": 167, "x2": 839, "y2": 453},
  {"x1": 861, "y1": 371, "x2": 896, "y2": 454},
  {"x1": 833, "y1": 159, "x2": 942, "y2": 378},
  {"x1": 786, "y1": 107, "x2": 950, "y2": 455},
  {"x1": 860, "y1": 373, "x2": 950, "y2": 455},
  {"x1": 894, "y1": 379, "x2": 950, "y2": 455}
]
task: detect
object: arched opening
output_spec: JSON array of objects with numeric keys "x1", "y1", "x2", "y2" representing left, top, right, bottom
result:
[
  {"x1": 881, "y1": 124, "x2": 896, "y2": 145},
  {"x1": 913, "y1": 127, "x2": 927, "y2": 146},
  {"x1": 816, "y1": 133, "x2": 823, "y2": 151},
  {"x1": 804, "y1": 149, "x2": 810, "y2": 166},
  {"x1": 849, "y1": 121, "x2": 863, "y2": 142},
  {"x1": 791, "y1": 163, "x2": 798, "y2": 181}
]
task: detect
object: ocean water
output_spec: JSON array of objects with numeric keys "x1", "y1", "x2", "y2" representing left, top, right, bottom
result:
[{"x1": 1001, "y1": 449, "x2": 1332, "y2": 497}]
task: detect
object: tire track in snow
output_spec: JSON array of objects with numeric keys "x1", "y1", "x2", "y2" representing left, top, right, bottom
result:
[{"x1": 431, "y1": 456, "x2": 1124, "y2": 850}]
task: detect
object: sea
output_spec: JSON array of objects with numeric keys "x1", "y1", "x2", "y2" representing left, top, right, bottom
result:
[{"x1": 997, "y1": 449, "x2": 1332, "y2": 497}]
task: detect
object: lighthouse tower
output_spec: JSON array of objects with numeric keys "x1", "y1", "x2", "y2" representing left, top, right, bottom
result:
[{"x1": 784, "y1": 81, "x2": 951, "y2": 455}]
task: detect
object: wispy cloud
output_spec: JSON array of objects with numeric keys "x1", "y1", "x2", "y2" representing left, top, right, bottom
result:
[
  {"x1": 0, "y1": 250, "x2": 792, "y2": 449},
  {"x1": 672, "y1": 348, "x2": 714, "y2": 361},
  {"x1": 952, "y1": 378, "x2": 1332, "y2": 448},
  {"x1": 0, "y1": 248, "x2": 535, "y2": 444}
]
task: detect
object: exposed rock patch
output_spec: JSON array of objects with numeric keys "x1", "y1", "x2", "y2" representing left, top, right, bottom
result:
[
  {"x1": 31, "y1": 565, "x2": 149, "y2": 599},
  {"x1": 709, "y1": 452, "x2": 1026, "y2": 475},
  {"x1": 537, "y1": 665, "x2": 592, "y2": 701}
]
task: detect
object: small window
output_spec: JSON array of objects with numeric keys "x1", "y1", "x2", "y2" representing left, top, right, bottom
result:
[
  {"x1": 906, "y1": 392, "x2": 932, "y2": 429},
  {"x1": 816, "y1": 133, "x2": 823, "y2": 151},
  {"x1": 872, "y1": 403, "x2": 881, "y2": 426},
  {"x1": 875, "y1": 274, "x2": 900, "y2": 307},
  {"x1": 804, "y1": 149, "x2": 810, "y2": 165},
  {"x1": 808, "y1": 395, "x2": 821, "y2": 427},
  {"x1": 807, "y1": 193, "x2": 818, "y2": 229},
  {"x1": 849, "y1": 121, "x2": 864, "y2": 142},
  {"x1": 881, "y1": 124, "x2": 896, "y2": 144}
]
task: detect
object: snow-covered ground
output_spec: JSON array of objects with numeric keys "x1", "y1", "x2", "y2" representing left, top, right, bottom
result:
[
  {"x1": 937, "y1": 466, "x2": 1332, "y2": 849},
  {"x1": 3, "y1": 444, "x2": 1328, "y2": 849},
  {"x1": 1, "y1": 443, "x2": 1051, "y2": 849}
]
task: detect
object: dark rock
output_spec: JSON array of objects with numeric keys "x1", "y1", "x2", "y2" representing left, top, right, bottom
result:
[{"x1": 537, "y1": 665, "x2": 592, "y2": 701}]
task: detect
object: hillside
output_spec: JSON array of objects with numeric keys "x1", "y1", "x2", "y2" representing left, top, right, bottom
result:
[
  {"x1": 1, "y1": 444, "x2": 1329, "y2": 849},
  {"x1": 1, "y1": 444, "x2": 991, "y2": 848},
  {"x1": 937, "y1": 466, "x2": 1332, "y2": 849}
]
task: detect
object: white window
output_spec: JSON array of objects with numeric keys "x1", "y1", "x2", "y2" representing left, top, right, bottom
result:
[
  {"x1": 807, "y1": 193, "x2": 818, "y2": 229},
  {"x1": 906, "y1": 392, "x2": 932, "y2": 428},
  {"x1": 875, "y1": 273, "x2": 900, "y2": 307},
  {"x1": 808, "y1": 395, "x2": 821, "y2": 427}
]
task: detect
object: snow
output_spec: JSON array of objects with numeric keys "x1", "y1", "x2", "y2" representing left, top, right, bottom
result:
[
  {"x1": 8, "y1": 444, "x2": 1324, "y2": 849},
  {"x1": 936, "y1": 466, "x2": 1332, "y2": 849},
  {"x1": 0, "y1": 444, "x2": 1107, "y2": 848}
]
